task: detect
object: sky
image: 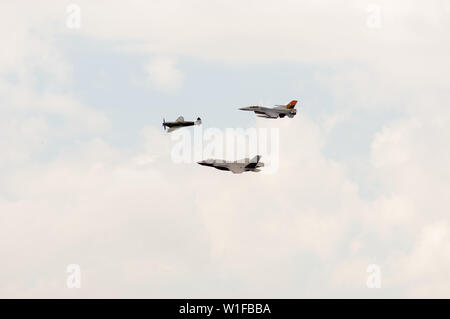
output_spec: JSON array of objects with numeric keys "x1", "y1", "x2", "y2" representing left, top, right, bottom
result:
[{"x1": 1, "y1": 0, "x2": 450, "y2": 298}]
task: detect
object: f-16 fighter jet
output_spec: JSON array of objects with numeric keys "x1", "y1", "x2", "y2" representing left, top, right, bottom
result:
[
  {"x1": 162, "y1": 116, "x2": 202, "y2": 133},
  {"x1": 239, "y1": 100, "x2": 298, "y2": 119},
  {"x1": 197, "y1": 155, "x2": 264, "y2": 174}
]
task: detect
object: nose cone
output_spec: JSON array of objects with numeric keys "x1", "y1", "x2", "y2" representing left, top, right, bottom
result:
[
  {"x1": 197, "y1": 160, "x2": 213, "y2": 167},
  {"x1": 239, "y1": 106, "x2": 253, "y2": 111}
]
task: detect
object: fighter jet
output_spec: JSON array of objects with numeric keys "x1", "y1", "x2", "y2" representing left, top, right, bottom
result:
[
  {"x1": 239, "y1": 100, "x2": 298, "y2": 119},
  {"x1": 197, "y1": 155, "x2": 264, "y2": 174},
  {"x1": 162, "y1": 116, "x2": 202, "y2": 133}
]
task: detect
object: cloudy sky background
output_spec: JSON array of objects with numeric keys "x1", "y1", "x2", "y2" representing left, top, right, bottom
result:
[{"x1": 1, "y1": 0, "x2": 450, "y2": 297}]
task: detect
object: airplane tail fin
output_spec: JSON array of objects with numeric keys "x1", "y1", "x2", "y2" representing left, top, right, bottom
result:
[
  {"x1": 245, "y1": 155, "x2": 263, "y2": 169},
  {"x1": 249, "y1": 155, "x2": 261, "y2": 163},
  {"x1": 285, "y1": 100, "x2": 298, "y2": 109},
  {"x1": 195, "y1": 117, "x2": 202, "y2": 125}
]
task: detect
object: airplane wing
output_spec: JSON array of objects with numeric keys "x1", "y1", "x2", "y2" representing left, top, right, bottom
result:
[
  {"x1": 245, "y1": 155, "x2": 261, "y2": 168},
  {"x1": 257, "y1": 113, "x2": 278, "y2": 119},
  {"x1": 176, "y1": 116, "x2": 185, "y2": 122},
  {"x1": 255, "y1": 110, "x2": 279, "y2": 119},
  {"x1": 228, "y1": 166, "x2": 244, "y2": 174},
  {"x1": 167, "y1": 127, "x2": 180, "y2": 133}
]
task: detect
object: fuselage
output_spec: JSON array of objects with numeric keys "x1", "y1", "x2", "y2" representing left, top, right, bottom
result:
[
  {"x1": 163, "y1": 117, "x2": 201, "y2": 132},
  {"x1": 164, "y1": 121, "x2": 195, "y2": 128},
  {"x1": 239, "y1": 105, "x2": 297, "y2": 118},
  {"x1": 198, "y1": 158, "x2": 264, "y2": 173}
]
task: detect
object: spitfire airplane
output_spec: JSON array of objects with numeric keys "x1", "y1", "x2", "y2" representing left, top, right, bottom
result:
[
  {"x1": 239, "y1": 100, "x2": 298, "y2": 119},
  {"x1": 197, "y1": 155, "x2": 264, "y2": 174},
  {"x1": 162, "y1": 116, "x2": 202, "y2": 133}
]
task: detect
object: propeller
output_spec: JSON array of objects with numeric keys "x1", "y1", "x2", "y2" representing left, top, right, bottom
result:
[{"x1": 162, "y1": 118, "x2": 166, "y2": 130}]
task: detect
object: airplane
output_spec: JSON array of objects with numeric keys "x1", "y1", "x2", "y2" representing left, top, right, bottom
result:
[
  {"x1": 239, "y1": 100, "x2": 298, "y2": 119},
  {"x1": 162, "y1": 116, "x2": 202, "y2": 133},
  {"x1": 197, "y1": 155, "x2": 264, "y2": 174}
]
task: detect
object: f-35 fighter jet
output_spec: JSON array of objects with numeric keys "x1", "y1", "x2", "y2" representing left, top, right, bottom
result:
[
  {"x1": 239, "y1": 100, "x2": 298, "y2": 119},
  {"x1": 162, "y1": 116, "x2": 202, "y2": 133},
  {"x1": 197, "y1": 155, "x2": 264, "y2": 174}
]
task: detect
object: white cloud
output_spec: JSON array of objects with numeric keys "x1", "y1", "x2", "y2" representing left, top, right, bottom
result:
[
  {"x1": 0, "y1": 2, "x2": 110, "y2": 167},
  {"x1": 1, "y1": 0, "x2": 450, "y2": 298},
  {"x1": 144, "y1": 56, "x2": 184, "y2": 93},
  {"x1": 1, "y1": 109, "x2": 450, "y2": 298}
]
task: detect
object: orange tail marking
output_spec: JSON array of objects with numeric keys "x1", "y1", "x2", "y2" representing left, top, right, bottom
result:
[{"x1": 286, "y1": 100, "x2": 298, "y2": 109}]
